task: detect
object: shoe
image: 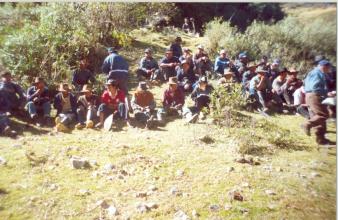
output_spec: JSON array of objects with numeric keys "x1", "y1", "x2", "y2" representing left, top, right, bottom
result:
[
  {"x1": 55, "y1": 116, "x2": 61, "y2": 125},
  {"x1": 95, "y1": 122, "x2": 103, "y2": 129},
  {"x1": 316, "y1": 137, "x2": 336, "y2": 145},
  {"x1": 86, "y1": 120, "x2": 94, "y2": 129},
  {"x1": 75, "y1": 123, "x2": 85, "y2": 130},
  {"x1": 301, "y1": 124, "x2": 310, "y2": 136},
  {"x1": 199, "y1": 112, "x2": 206, "y2": 120},
  {"x1": 3, "y1": 126, "x2": 17, "y2": 137},
  {"x1": 187, "y1": 113, "x2": 199, "y2": 123},
  {"x1": 146, "y1": 116, "x2": 155, "y2": 129},
  {"x1": 55, "y1": 123, "x2": 70, "y2": 133}
]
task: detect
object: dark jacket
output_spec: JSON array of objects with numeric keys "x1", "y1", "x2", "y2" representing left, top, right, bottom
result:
[
  {"x1": 53, "y1": 92, "x2": 77, "y2": 115},
  {"x1": 72, "y1": 69, "x2": 96, "y2": 87},
  {"x1": 27, "y1": 86, "x2": 50, "y2": 105}
]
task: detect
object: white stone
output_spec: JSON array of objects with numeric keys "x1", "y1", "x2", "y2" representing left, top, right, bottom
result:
[
  {"x1": 107, "y1": 205, "x2": 118, "y2": 216},
  {"x1": 174, "y1": 210, "x2": 191, "y2": 220},
  {"x1": 265, "y1": 189, "x2": 276, "y2": 196}
]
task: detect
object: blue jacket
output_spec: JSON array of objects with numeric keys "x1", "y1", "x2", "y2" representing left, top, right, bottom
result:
[
  {"x1": 0, "y1": 81, "x2": 26, "y2": 101},
  {"x1": 102, "y1": 52, "x2": 129, "y2": 75},
  {"x1": 176, "y1": 68, "x2": 196, "y2": 83},
  {"x1": 304, "y1": 67, "x2": 328, "y2": 96},
  {"x1": 27, "y1": 86, "x2": 50, "y2": 105},
  {"x1": 53, "y1": 92, "x2": 77, "y2": 115},
  {"x1": 139, "y1": 57, "x2": 159, "y2": 72},
  {"x1": 170, "y1": 43, "x2": 183, "y2": 58},
  {"x1": 0, "y1": 90, "x2": 9, "y2": 112},
  {"x1": 214, "y1": 56, "x2": 229, "y2": 74}
]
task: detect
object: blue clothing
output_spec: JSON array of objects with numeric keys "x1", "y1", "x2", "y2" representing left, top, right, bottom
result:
[
  {"x1": 214, "y1": 56, "x2": 229, "y2": 74},
  {"x1": 170, "y1": 43, "x2": 183, "y2": 58},
  {"x1": 72, "y1": 69, "x2": 95, "y2": 87},
  {"x1": 53, "y1": 92, "x2": 77, "y2": 115},
  {"x1": 304, "y1": 67, "x2": 328, "y2": 96},
  {"x1": 0, "y1": 81, "x2": 26, "y2": 110},
  {"x1": 26, "y1": 101, "x2": 51, "y2": 117},
  {"x1": 176, "y1": 68, "x2": 196, "y2": 83},
  {"x1": 27, "y1": 86, "x2": 50, "y2": 105},
  {"x1": 242, "y1": 70, "x2": 256, "y2": 89},
  {"x1": 102, "y1": 52, "x2": 129, "y2": 75},
  {"x1": 139, "y1": 57, "x2": 159, "y2": 72},
  {"x1": 0, "y1": 91, "x2": 10, "y2": 133}
]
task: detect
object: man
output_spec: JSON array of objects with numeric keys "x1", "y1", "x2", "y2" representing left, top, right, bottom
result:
[
  {"x1": 26, "y1": 77, "x2": 51, "y2": 126},
  {"x1": 182, "y1": 18, "x2": 191, "y2": 33},
  {"x1": 267, "y1": 59, "x2": 280, "y2": 82},
  {"x1": 272, "y1": 67, "x2": 289, "y2": 104},
  {"x1": 158, "y1": 77, "x2": 185, "y2": 123},
  {"x1": 96, "y1": 79, "x2": 128, "y2": 129},
  {"x1": 241, "y1": 63, "x2": 257, "y2": 92},
  {"x1": 257, "y1": 55, "x2": 269, "y2": 70},
  {"x1": 190, "y1": 18, "x2": 196, "y2": 34},
  {"x1": 159, "y1": 48, "x2": 180, "y2": 81},
  {"x1": 71, "y1": 58, "x2": 95, "y2": 92},
  {"x1": 179, "y1": 48, "x2": 194, "y2": 72},
  {"x1": 0, "y1": 71, "x2": 26, "y2": 114},
  {"x1": 0, "y1": 90, "x2": 17, "y2": 137},
  {"x1": 170, "y1": 37, "x2": 183, "y2": 59},
  {"x1": 193, "y1": 45, "x2": 212, "y2": 76},
  {"x1": 293, "y1": 86, "x2": 310, "y2": 119},
  {"x1": 131, "y1": 82, "x2": 156, "y2": 129},
  {"x1": 284, "y1": 68, "x2": 303, "y2": 105},
  {"x1": 219, "y1": 69, "x2": 236, "y2": 90},
  {"x1": 102, "y1": 47, "x2": 129, "y2": 94},
  {"x1": 136, "y1": 48, "x2": 160, "y2": 81},
  {"x1": 302, "y1": 60, "x2": 335, "y2": 145},
  {"x1": 235, "y1": 52, "x2": 248, "y2": 80},
  {"x1": 214, "y1": 49, "x2": 230, "y2": 77},
  {"x1": 75, "y1": 84, "x2": 100, "y2": 129},
  {"x1": 53, "y1": 83, "x2": 77, "y2": 132},
  {"x1": 176, "y1": 59, "x2": 197, "y2": 92}
]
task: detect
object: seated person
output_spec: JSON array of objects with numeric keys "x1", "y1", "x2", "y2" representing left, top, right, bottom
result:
[
  {"x1": 0, "y1": 70, "x2": 26, "y2": 114},
  {"x1": 176, "y1": 60, "x2": 197, "y2": 92},
  {"x1": 26, "y1": 77, "x2": 51, "y2": 126},
  {"x1": 241, "y1": 63, "x2": 257, "y2": 91},
  {"x1": 218, "y1": 69, "x2": 237, "y2": 90},
  {"x1": 136, "y1": 48, "x2": 160, "y2": 81},
  {"x1": 193, "y1": 45, "x2": 212, "y2": 76},
  {"x1": 0, "y1": 90, "x2": 17, "y2": 137},
  {"x1": 96, "y1": 79, "x2": 128, "y2": 129},
  {"x1": 72, "y1": 58, "x2": 95, "y2": 92},
  {"x1": 284, "y1": 68, "x2": 303, "y2": 105},
  {"x1": 169, "y1": 36, "x2": 183, "y2": 59},
  {"x1": 179, "y1": 48, "x2": 194, "y2": 72},
  {"x1": 75, "y1": 84, "x2": 100, "y2": 129},
  {"x1": 157, "y1": 77, "x2": 185, "y2": 123},
  {"x1": 267, "y1": 59, "x2": 280, "y2": 82},
  {"x1": 131, "y1": 82, "x2": 156, "y2": 129},
  {"x1": 182, "y1": 18, "x2": 191, "y2": 33},
  {"x1": 53, "y1": 83, "x2": 77, "y2": 132},
  {"x1": 293, "y1": 86, "x2": 310, "y2": 119},
  {"x1": 272, "y1": 67, "x2": 289, "y2": 104},
  {"x1": 257, "y1": 55, "x2": 269, "y2": 70},
  {"x1": 234, "y1": 52, "x2": 248, "y2": 80},
  {"x1": 214, "y1": 49, "x2": 229, "y2": 77},
  {"x1": 159, "y1": 49, "x2": 180, "y2": 81}
]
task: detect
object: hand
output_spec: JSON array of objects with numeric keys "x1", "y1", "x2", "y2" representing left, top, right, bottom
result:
[
  {"x1": 33, "y1": 97, "x2": 39, "y2": 102},
  {"x1": 328, "y1": 91, "x2": 336, "y2": 97},
  {"x1": 170, "y1": 63, "x2": 175, "y2": 67}
]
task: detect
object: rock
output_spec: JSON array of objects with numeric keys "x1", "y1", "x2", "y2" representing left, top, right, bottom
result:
[
  {"x1": 241, "y1": 182, "x2": 250, "y2": 188},
  {"x1": 0, "y1": 156, "x2": 7, "y2": 165},
  {"x1": 146, "y1": 202, "x2": 159, "y2": 209},
  {"x1": 240, "y1": 207, "x2": 249, "y2": 214},
  {"x1": 107, "y1": 205, "x2": 118, "y2": 216},
  {"x1": 268, "y1": 204, "x2": 277, "y2": 210},
  {"x1": 310, "y1": 172, "x2": 321, "y2": 178},
  {"x1": 174, "y1": 210, "x2": 191, "y2": 220},
  {"x1": 70, "y1": 156, "x2": 91, "y2": 169},
  {"x1": 170, "y1": 186, "x2": 182, "y2": 196},
  {"x1": 235, "y1": 157, "x2": 260, "y2": 165},
  {"x1": 79, "y1": 189, "x2": 91, "y2": 196},
  {"x1": 135, "y1": 192, "x2": 147, "y2": 198},
  {"x1": 148, "y1": 185, "x2": 158, "y2": 191},
  {"x1": 199, "y1": 135, "x2": 215, "y2": 144},
  {"x1": 192, "y1": 209, "x2": 199, "y2": 218},
  {"x1": 176, "y1": 169, "x2": 185, "y2": 177},
  {"x1": 90, "y1": 160, "x2": 98, "y2": 166},
  {"x1": 209, "y1": 204, "x2": 220, "y2": 212},
  {"x1": 103, "y1": 163, "x2": 116, "y2": 172},
  {"x1": 265, "y1": 189, "x2": 276, "y2": 196},
  {"x1": 275, "y1": 167, "x2": 284, "y2": 172},
  {"x1": 224, "y1": 204, "x2": 232, "y2": 211},
  {"x1": 228, "y1": 190, "x2": 244, "y2": 201},
  {"x1": 49, "y1": 184, "x2": 58, "y2": 191},
  {"x1": 136, "y1": 203, "x2": 149, "y2": 213},
  {"x1": 96, "y1": 200, "x2": 110, "y2": 209},
  {"x1": 12, "y1": 144, "x2": 22, "y2": 149},
  {"x1": 226, "y1": 167, "x2": 235, "y2": 173}
]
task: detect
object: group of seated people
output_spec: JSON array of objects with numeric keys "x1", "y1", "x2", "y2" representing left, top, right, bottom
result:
[{"x1": 0, "y1": 36, "x2": 335, "y2": 137}]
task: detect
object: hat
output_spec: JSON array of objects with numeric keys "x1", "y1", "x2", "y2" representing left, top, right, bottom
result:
[
  {"x1": 175, "y1": 36, "x2": 182, "y2": 42},
  {"x1": 81, "y1": 84, "x2": 92, "y2": 93},
  {"x1": 288, "y1": 68, "x2": 298, "y2": 74},
  {"x1": 107, "y1": 47, "x2": 114, "y2": 53},
  {"x1": 318, "y1": 60, "x2": 331, "y2": 66},
  {"x1": 105, "y1": 79, "x2": 118, "y2": 86},
  {"x1": 168, "y1": 77, "x2": 178, "y2": 85},
  {"x1": 197, "y1": 45, "x2": 204, "y2": 50},
  {"x1": 137, "y1": 81, "x2": 148, "y2": 91},
  {"x1": 58, "y1": 83, "x2": 71, "y2": 92},
  {"x1": 256, "y1": 66, "x2": 267, "y2": 74},
  {"x1": 247, "y1": 62, "x2": 257, "y2": 69},
  {"x1": 199, "y1": 76, "x2": 208, "y2": 83},
  {"x1": 1, "y1": 71, "x2": 11, "y2": 78},
  {"x1": 183, "y1": 47, "x2": 192, "y2": 52},
  {"x1": 238, "y1": 52, "x2": 247, "y2": 59},
  {"x1": 219, "y1": 49, "x2": 226, "y2": 54},
  {"x1": 33, "y1": 77, "x2": 44, "y2": 84},
  {"x1": 272, "y1": 59, "x2": 280, "y2": 65},
  {"x1": 279, "y1": 67, "x2": 289, "y2": 74},
  {"x1": 224, "y1": 68, "x2": 234, "y2": 76},
  {"x1": 314, "y1": 55, "x2": 325, "y2": 64},
  {"x1": 144, "y1": 48, "x2": 152, "y2": 53}
]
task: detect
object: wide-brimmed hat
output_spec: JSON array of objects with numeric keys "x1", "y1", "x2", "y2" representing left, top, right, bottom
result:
[
  {"x1": 105, "y1": 79, "x2": 118, "y2": 86},
  {"x1": 1, "y1": 71, "x2": 11, "y2": 78},
  {"x1": 137, "y1": 81, "x2": 148, "y2": 91},
  {"x1": 247, "y1": 62, "x2": 257, "y2": 69},
  {"x1": 81, "y1": 84, "x2": 93, "y2": 93},
  {"x1": 256, "y1": 66, "x2": 267, "y2": 74},
  {"x1": 33, "y1": 77, "x2": 44, "y2": 85},
  {"x1": 58, "y1": 83, "x2": 71, "y2": 92},
  {"x1": 168, "y1": 77, "x2": 178, "y2": 85}
]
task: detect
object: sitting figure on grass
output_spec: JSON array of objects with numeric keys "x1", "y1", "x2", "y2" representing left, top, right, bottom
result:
[
  {"x1": 75, "y1": 84, "x2": 100, "y2": 129},
  {"x1": 214, "y1": 49, "x2": 230, "y2": 78},
  {"x1": 53, "y1": 83, "x2": 77, "y2": 132},
  {"x1": 26, "y1": 77, "x2": 52, "y2": 127},
  {"x1": 0, "y1": 91, "x2": 17, "y2": 137},
  {"x1": 176, "y1": 59, "x2": 197, "y2": 92},
  {"x1": 71, "y1": 58, "x2": 95, "y2": 93},
  {"x1": 159, "y1": 49, "x2": 180, "y2": 81},
  {"x1": 218, "y1": 68, "x2": 237, "y2": 90},
  {"x1": 193, "y1": 45, "x2": 212, "y2": 77},
  {"x1": 136, "y1": 48, "x2": 160, "y2": 82},
  {"x1": 131, "y1": 82, "x2": 157, "y2": 129},
  {"x1": 96, "y1": 79, "x2": 128, "y2": 130},
  {"x1": 284, "y1": 68, "x2": 303, "y2": 105},
  {"x1": 241, "y1": 63, "x2": 257, "y2": 92},
  {"x1": 272, "y1": 67, "x2": 290, "y2": 105}
]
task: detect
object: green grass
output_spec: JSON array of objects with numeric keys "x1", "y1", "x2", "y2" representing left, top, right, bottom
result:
[{"x1": 0, "y1": 28, "x2": 336, "y2": 220}]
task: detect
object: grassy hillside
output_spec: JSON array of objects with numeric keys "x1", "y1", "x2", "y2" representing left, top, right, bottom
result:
[{"x1": 0, "y1": 28, "x2": 336, "y2": 220}]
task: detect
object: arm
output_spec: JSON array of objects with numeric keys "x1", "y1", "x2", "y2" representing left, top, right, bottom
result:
[{"x1": 101, "y1": 56, "x2": 111, "y2": 74}]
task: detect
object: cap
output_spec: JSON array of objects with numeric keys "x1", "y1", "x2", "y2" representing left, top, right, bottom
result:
[
  {"x1": 105, "y1": 79, "x2": 118, "y2": 86},
  {"x1": 318, "y1": 60, "x2": 331, "y2": 66},
  {"x1": 238, "y1": 52, "x2": 247, "y2": 59},
  {"x1": 272, "y1": 59, "x2": 280, "y2": 65}
]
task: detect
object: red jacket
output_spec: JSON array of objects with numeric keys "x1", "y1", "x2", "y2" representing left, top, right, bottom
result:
[
  {"x1": 162, "y1": 86, "x2": 185, "y2": 107},
  {"x1": 101, "y1": 90, "x2": 125, "y2": 110}
]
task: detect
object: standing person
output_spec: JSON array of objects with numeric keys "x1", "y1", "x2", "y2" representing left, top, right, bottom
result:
[
  {"x1": 302, "y1": 60, "x2": 335, "y2": 145},
  {"x1": 96, "y1": 79, "x2": 128, "y2": 129},
  {"x1": 26, "y1": 77, "x2": 52, "y2": 126},
  {"x1": 136, "y1": 48, "x2": 160, "y2": 82},
  {"x1": 182, "y1": 18, "x2": 191, "y2": 33},
  {"x1": 170, "y1": 37, "x2": 183, "y2": 59},
  {"x1": 0, "y1": 71, "x2": 26, "y2": 114},
  {"x1": 53, "y1": 83, "x2": 77, "y2": 132},
  {"x1": 176, "y1": 60, "x2": 197, "y2": 92},
  {"x1": 71, "y1": 58, "x2": 95, "y2": 92},
  {"x1": 193, "y1": 45, "x2": 212, "y2": 77},
  {"x1": 75, "y1": 84, "x2": 100, "y2": 129},
  {"x1": 159, "y1": 49, "x2": 180, "y2": 81},
  {"x1": 131, "y1": 82, "x2": 156, "y2": 129},
  {"x1": 214, "y1": 49, "x2": 230, "y2": 77},
  {"x1": 190, "y1": 18, "x2": 196, "y2": 34},
  {"x1": 0, "y1": 90, "x2": 17, "y2": 137},
  {"x1": 102, "y1": 47, "x2": 129, "y2": 94}
]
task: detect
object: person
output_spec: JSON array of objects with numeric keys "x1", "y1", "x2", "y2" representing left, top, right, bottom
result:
[
  {"x1": 102, "y1": 47, "x2": 129, "y2": 94},
  {"x1": 235, "y1": 52, "x2": 249, "y2": 78},
  {"x1": 272, "y1": 67, "x2": 289, "y2": 104},
  {"x1": 96, "y1": 79, "x2": 128, "y2": 129},
  {"x1": 302, "y1": 60, "x2": 335, "y2": 145},
  {"x1": 75, "y1": 84, "x2": 100, "y2": 129},
  {"x1": 53, "y1": 83, "x2": 77, "y2": 132},
  {"x1": 71, "y1": 58, "x2": 95, "y2": 92},
  {"x1": 241, "y1": 63, "x2": 257, "y2": 92},
  {"x1": 179, "y1": 48, "x2": 194, "y2": 71},
  {"x1": 0, "y1": 90, "x2": 17, "y2": 137},
  {"x1": 257, "y1": 55, "x2": 269, "y2": 70},
  {"x1": 182, "y1": 18, "x2": 191, "y2": 33},
  {"x1": 267, "y1": 59, "x2": 280, "y2": 82},
  {"x1": 193, "y1": 45, "x2": 212, "y2": 76},
  {"x1": 218, "y1": 68, "x2": 236, "y2": 90},
  {"x1": 284, "y1": 68, "x2": 303, "y2": 105},
  {"x1": 169, "y1": 36, "x2": 183, "y2": 59},
  {"x1": 176, "y1": 59, "x2": 197, "y2": 92},
  {"x1": 158, "y1": 77, "x2": 185, "y2": 123},
  {"x1": 214, "y1": 49, "x2": 230, "y2": 77},
  {"x1": 159, "y1": 49, "x2": 180, "y2": 81},
  {"x1": 131, "y1": 82, "x2": 156, "y2": 129},
  {"x1": 26, "y1": 77, "x2": 51, "y2": 126},
  {"x1": 293, "y1": 86, "x2": 310, "y2": 119},
  {"x1": 190, "y1": 18, "x2": 196, "y2": 34},
  {"x1": 0, "y1": 70, "x2": 26, "y2": 114},
  {"x1": 136, "y1": 48, "x2": 160, "y2": 81}
]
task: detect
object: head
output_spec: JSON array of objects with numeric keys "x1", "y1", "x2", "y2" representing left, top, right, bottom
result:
[
  {"x1": 137, "y1": 81, "x2": 148, "y2": 92},
  {"x1": 165, "y1": 49, "x2": 173, "y2": 59},
  {"x1": 279, "y1": 68, "x2": 289, "y2": 80},
  {"x1": 219, "y1": 49, "x2": 227, "y2": 59},
  {"x1": 318, "y1": 60, "x2": 331, "y2": 74},
  {"x1": 184, "y1": 18, "x2": 189, "y2": 23},
  {"x1": 271, "y1": 59, "x2": 280, "y2": 69},
  {"x1": 238, "y1": 53, "x2": 248, "y2": 63},
  {"x1": 59, "y1": 83, "x2": 70, "y2": 96},
  {"x1": 261, "y1": 55, "x2": 268, "y2": 64},
  {"x1": 257, "y1": 71, "x2": 265, "y2": 78},
  {"x1": 288, "y1": 68, "x2": 298, "y2": 79},
  {"x1": 197, "y1": 45, "x2": 204, "y2": 53},
  {"x1": 106, "y1": 79, "x2": 118, "y2": 93},
  {"x1": 183, "y1": 48, "x2": 191, "y2": 56},
  {"x1": 313, "y1": 55, "x2": 325, "y2": 66},
  {"x1": 175, "y1": 37, "x2": 182, "y2": 44},
  {"x1": 81, "y1": 84, "x2": 93, "y2": 98},
  {"x1": 1, "y1": 71, "x2": 12, "y2": 82},
  {"x1": 79, "y1": 59, "x2": 88, "y2": 70},
  {"x1": 247, "y1": 63, "x2": 257, "y2": 73},
  {"x1": 144, "y1": 48, "x2": 152, "y2": 59},
  {"x1": 199, "y1": 76, "x2": 208, "y2": 89},
  {"x1": 34, "y1": 77, "x2": 45, "y2": 90},
  {"x1": 168, "y1": 77, "x2": 178, "y2": 91}
]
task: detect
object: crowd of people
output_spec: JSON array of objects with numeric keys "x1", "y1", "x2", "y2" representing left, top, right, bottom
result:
[{"x1": 0, "y1": 35, "x2": 336, "y2": 145}]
